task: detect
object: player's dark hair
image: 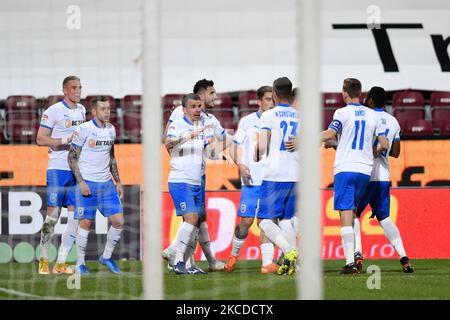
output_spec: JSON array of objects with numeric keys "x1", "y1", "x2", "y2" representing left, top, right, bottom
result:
[
  {"x1": 193, "y1": 79, "x2": 214, "y2": 94},
  {"x1": 256, "y1": 86, "x2": 272, "y2": 100},
  {"x1": 62, "y1": 75, "x2": 80, "y2": 87},
  {"x1": 366, "y1": 86, "x2": 386, "y2": 108},
  {"x1": 291, "y1": 87, "x2": 299, "y2": 101},
  {"x1": 182, "y1": 93, "x2": 201, "y2": 107},
  {"x1": 90, "y1": 96, "x2": 109, "y2": 109},
  {"x1": 342, "y1": 78, "x2": 362, "y2": 98},
  {"x1": 273, "y1": 77, "x2": 293, "y2": 101}
]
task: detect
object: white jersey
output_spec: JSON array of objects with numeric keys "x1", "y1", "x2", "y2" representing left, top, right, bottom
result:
[
  {"x1": 329, "y1": 103, "x2": 386, "y2": 176},
  {"x1": 168, "y1": 105, "x2": 227, "y2": 176},
  {"x1": 72, "y1": 119, "x2": 116, "y2": 182},
  {"x1": 370, "y1": 109, "x2": 401, "y2": 182},
  {"x1": 259, "y1": 104, "x2": 299, "y2": 182},
  {"x1": 234, "y1": 111, "x2": 263, "y2": 186},
  {"x1": 167, "y1": 116, "x2": 213, "y2": 185},
  {"x1": 40, "y1": 100, "x2": 86, "y2": 171}
]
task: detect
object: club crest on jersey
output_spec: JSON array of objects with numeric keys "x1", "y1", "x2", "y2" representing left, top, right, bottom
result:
[
  {"x1": 88, "y1": 139, "x2": 96, "y2": 147},
  {"x1": 77, "y1": 207, "x2": 84, "y2": 216},
  {"x1": 41, "y1": 114, "x2": 49, "y2": 122},
  {"x1": 180, "y1": 202, "x2": 187, "y2": 211},
  {"x1": 240, "y1": 204, "x2": 247, "y2": 213}
]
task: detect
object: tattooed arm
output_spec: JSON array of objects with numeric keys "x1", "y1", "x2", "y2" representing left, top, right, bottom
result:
[
  {"x1": 68, "y1": 145, "x2": 91, "y2": 196},
  {"x1": 110, "y1": 145, "x2": 124, "y2": 199}
]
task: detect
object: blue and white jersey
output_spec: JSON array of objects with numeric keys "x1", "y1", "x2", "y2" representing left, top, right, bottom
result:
[
  {"x1": 167, "y1": 116, "x2": 213, "y2": 185},
  {"x1": 72, "y1": 119, "x2": 116, "y2": 182},
  {"x1": 329, "y1": 103, "x2": 386, "y2": 176},
  {"x1": 234, "y1": 111, "x2": 263, "y2": 186},
  {"x1": 40, "y1": 100, "x2": 86, "y2": 171},
  {"x1": 370, "y1": 109, "x2": 401, "y2": 182},
  {"x1": 259, "y1": 104, "x2": 299, "y2": 182}
]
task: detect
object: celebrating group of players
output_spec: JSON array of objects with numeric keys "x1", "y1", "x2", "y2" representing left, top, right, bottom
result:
[
  {"x1": 34, "y1": 74, "x2": 414, "y2": 278},
  {"x1": 163, "y1": 76, "x2": 414, "y2": 276}
]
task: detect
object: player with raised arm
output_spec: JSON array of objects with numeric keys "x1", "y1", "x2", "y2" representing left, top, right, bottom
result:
[
  {"x1": 353, "y1": 86, "x2": 414, "y2": 273},
  {"x1": 165, "y1": 93, "x2": 215, "y2": 274},
  {"x1": 162, "y1": 79, "x2": 229, "y2": 272},
  {"x1": 224, "y1": 86, "x2": 278, "y2": 274},
  {"x1": 36, "y1": 75, "x2": 85, "y2": 275},
  {"x1": 254, "y1": 77, "x2": 299, "y2": 276},
  {"x1": 68, "y1": 97, "x2": 124, "y2": 275},
  {"x1": 321, "y1": 78, "x2": 389, "y2": 275}
]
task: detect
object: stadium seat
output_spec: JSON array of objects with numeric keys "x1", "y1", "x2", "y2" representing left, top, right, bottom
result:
[
  {"x1": 209, "y1": 93, "x2": 236, "y2": 129},
  {"x1": 238, "y1": 91, "x2": 259, "y2": 117},
  {"x1": 5, "y1": 95, "x2": 39, "y2": 143},
  {"x1": 322, "y1": 92, "x2": 345, "y2": 130},
  {"x1": 163, "y1": 94, "x2": 184, "y2": 109},
  {"x1": 430, "y1": 92, "x2": 450, "y2": 136},
  {"x1": 392, "y1": 91, "x2": 425, "y2": 128},
  {"x1": 122, "y1": 95, "x2": 142, "y2": 142},
  {"x1": 84, "y1": 95, "x2": 121, "y2": 140},
  {"x1": 46, "y1": 95, "x2": 64, "y2": 107},
  {"x1": 402, "y1": 119, "x2": 433, "y2": 136}
]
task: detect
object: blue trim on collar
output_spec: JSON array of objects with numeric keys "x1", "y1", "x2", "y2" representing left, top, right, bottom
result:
[
  {"x1": 256, "y1": 111, "x2": 261, "y2": 118},
  {"x1": 61, "y1": 100, "x2": 73, "y2": 110},
  {"x1": 348, "y1": 103, "x2": 362, "y2": 106},
  {"x1": 183, "y1": 115, "x2": 193, "y2": 125},
  {"x1": 277, "y1": 104, "x2": 290, "y2": 107},
  {"x1": 92, "y1": 118, "x2": 101, "y2": 128},
  {"x1": 374, "y1": 108, "x2": 384, "y2": 112}
]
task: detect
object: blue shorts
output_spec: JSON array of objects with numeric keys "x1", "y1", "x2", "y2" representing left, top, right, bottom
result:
[
  {"x1": 169, "y1": 182, "x2": 202, "y2": 216},
  {"x1": 74, "y1": 179, "x2": 123, "y2": 220},
  {"x1": 334, "y1": 172, "x2": 370, "y2": 211},
  {"x1": 46, "y1": 169, "x2": 76, "y2": 208},
  {"x1": 257, "y1": 181, "x2": 296, "y2": 220},
  {"x1": 356, "y1": 181, "x2": 390, "y2": 221},
  {"x1": 238, "y1": 186, "x2": 261, "y2": 218}
]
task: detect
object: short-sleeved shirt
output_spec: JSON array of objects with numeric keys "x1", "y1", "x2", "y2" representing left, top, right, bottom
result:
[
  {"x1": 71, "y1": 119, "x2": 116, "y2": 182},
  {"x1": 40, "y1": 100, "x2": 86, "y2": 170},
  {"x1": 370, "y1": 109, "x2": 401, "y2": 182},
  {"x1": 259, "y1": 104, "x2": 299, "y2": 182},
  {"x1": 233, "y1": 111, "x2": 263, "y2": 186},
  {"x1": 167, "y1": 116, "x2": 213, "y2": 185},
  {"x1": 328, "y1": 103, "x2": 386, "y2": 176}
]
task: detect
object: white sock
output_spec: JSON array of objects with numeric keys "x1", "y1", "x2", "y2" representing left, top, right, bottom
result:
[
  {"x1": 40, "y1": 215, "x2": 58, "y2": 259},
  {"x1": 353, "y1": 218, "x2": 362, "y2": 254},
  {"x1": 198, "y1": 222, "x2": 216, "y2": 264},
  {"x1": 259, "y1": 220, "x2": 293, "y2": 253},
  {"x1": 76, "y1": 228, "x2": 90, "y2": 266},
  {"x1": 279, "y1": 219, "x2": 297, "y2": 248},
  {"x1": 56, "y1": 211, "x2": 78, "y2": 264},
  {"x1": 380, "y1": 218, "x2": 407, "y2": 258},
  {"x1": 231, "y1": 235, "x2": 245, "y2": 257},
  {"x1": 341, "y1": 226, "x2": 355, "y2": 265},
  {"x1": 102, "y1": 226, "x2": 123, "y2": 260},
  {"x1": 184, "y1": 227, "x2": 198, "y2": 268},
  {"x1": 260, "y1": 243, "x2": 274, "y2": 266},
  {"x1": 175, "y1": 222, "x2": 195, "y2": 264},
  {"x1": 167, "y1": 222, "x2": 182, "y2": 255}
]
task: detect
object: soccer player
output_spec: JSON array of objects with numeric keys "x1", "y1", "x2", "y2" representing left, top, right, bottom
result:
[
  {"x1": 165, "y1": 93, "x2": 215, "y2": 274},
  {"x1": 68, "y1": 97, "x2": 124, "y2": 275},
  {"x1": 321, "y1": 78, "x2": 389, "y2": 275},
  {"x1": 36, "y1": 75, "x2": 86, "y2": 275},
  {"x1": 353, "y1": 86, "x2": 414, "y2": 273},
  {"x1": 224, "y1": 85, "x2": 278, "y2": 274},
  {"x1": 254, "y1": 77, "x2": 299, "y2": 276},
  {"x1": 162, "y1": 79, "x2": 228, "y2": 272}
]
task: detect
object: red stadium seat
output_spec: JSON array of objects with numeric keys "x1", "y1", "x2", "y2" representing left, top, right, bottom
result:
[
  {"x1": 5, "y1": 95, "x2": 39, "y2": 142},
  {"x1": 322, "y1": 93, "x2": 345, "y2": 130},
  {"x1": 430, "y1": 92, "x2": 450, "y2": 136},
  {"x1": 163, "y1": 94, "x2": 184, "y2": 109},
  {"x1": 392, "y1": 91, "x2": 425, "y2": 128},
  {"x1": 402, "y1": 119, "x2": 433, "y2": 136},
  {"x1": 84, "y1": 95, "x2": 121, "y2": 140},
  {"x1": 122, "y1": 95, "x2": 143, "y2": 142},
  {"x1": 215, "y1": 93, "x2": 233, "y2": 109},
  {"x1": 46, "y1": 95, "x2": 65, "y2": 107},
  {"x1": 238, "y1": 91, "x2": 259, "y2": 117}
]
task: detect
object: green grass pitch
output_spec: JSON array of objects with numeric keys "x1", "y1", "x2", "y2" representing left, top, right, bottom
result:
[{"x1": 0, "y1": 259, "x2": 449, "y2": 299}]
